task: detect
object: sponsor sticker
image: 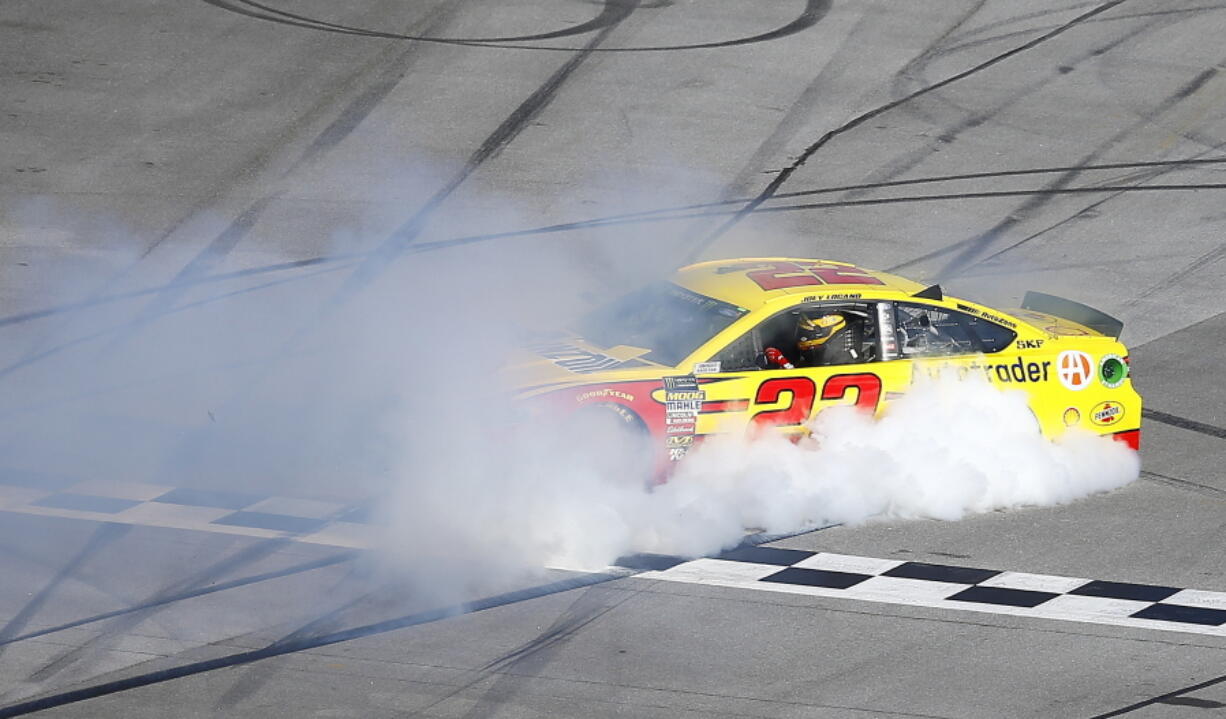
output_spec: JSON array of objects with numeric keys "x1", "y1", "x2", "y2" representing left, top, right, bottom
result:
[
  {"x1": 1090, "y1": 401, "x2": 1124, "y2": 427},
  {"x1": 1016, "y1": 339, "x2": 1044, "y2": 350},
  {"x1": 1062, "y1": 407, "x2": 1081, "y2": 427},
  {"x1": 575, "y1": 388, "x2": 635, "y2": 403},
  {"x1": 1056, "y1": 350, "x2": 1094, "y2": 391},
  {"x1": 662, "y1": 375, "x2": 703, "y2": 461},
  {"x1": 693, "y1": 361, "x2": 721, "y2": 375},
  {"x1": 1099, "y1": 354, "x2": 1128, "y2": 389}
]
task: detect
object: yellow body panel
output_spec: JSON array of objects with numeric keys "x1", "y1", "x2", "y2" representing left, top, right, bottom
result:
[{"x1": 513, "y1": 259, "x2": 1142, "y2": 460}]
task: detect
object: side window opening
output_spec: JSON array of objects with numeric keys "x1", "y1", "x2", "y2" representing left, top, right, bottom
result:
[
  {"x1": 893, "y1": 302, "x2": 1016, "y2": 357},
  {"x1": 710, "y1": 302, "x2": 882, "y2": 370}
]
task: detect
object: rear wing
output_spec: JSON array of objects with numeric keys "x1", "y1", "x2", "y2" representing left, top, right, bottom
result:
[{"x1": 1021, "y1": 291, "x2": 1123, "y2": 338}]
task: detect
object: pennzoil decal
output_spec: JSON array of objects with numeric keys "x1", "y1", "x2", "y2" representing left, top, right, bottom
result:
[
  {"x1": 663, "y1": 375, "x2": 703, "y2": 461},
  {"x1": 1090, "y1": 401, "x2": 1124, "y2": 427}
]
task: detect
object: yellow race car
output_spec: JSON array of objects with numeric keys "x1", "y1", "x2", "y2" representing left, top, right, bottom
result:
[{"x1": 508, "y1": 258, "x2": 1140, "y2": 472}]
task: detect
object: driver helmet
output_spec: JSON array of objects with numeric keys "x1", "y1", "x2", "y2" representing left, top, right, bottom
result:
[{"x1": 797, "y1": 313, "x2": 847, "y2": 355}]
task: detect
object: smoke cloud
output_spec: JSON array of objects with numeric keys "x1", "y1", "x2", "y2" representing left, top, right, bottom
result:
[
  {"x1": 0, "y1": 191, "x2": 1140, "y2": 608},
  {"x1": 379, "y1": 361, "x2": 1140, "y2": 588}
]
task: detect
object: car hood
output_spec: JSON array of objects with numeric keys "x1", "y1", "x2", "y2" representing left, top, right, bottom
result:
[{"x1": 500, "y1": 335, "x2": 665, "y2": 395}]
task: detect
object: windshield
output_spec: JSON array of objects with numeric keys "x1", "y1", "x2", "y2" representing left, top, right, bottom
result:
[{"x1": 574, "y1": 282, "x2": 747, "y2": 367}]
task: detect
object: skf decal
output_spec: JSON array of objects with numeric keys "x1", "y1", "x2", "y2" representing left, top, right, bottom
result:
[
  {"x1": 1056, "y1": 350, "x2": 1094, "y2": 391},
  {"x1": 1016, "y1": 339, "x2": 1044, "y2": 350},
  {"x1": 529, "y1": 342, "x2": 623, "y2": 374},
  {"x1": 1090, "y1": 401, "x2": 1124, "y2": 427},
  {"x1": 662, "y1": 375, "x2": 704, "y2": 461},
  {"x1": 576, "y1": 388, "x2": 635, "y2": 403}
]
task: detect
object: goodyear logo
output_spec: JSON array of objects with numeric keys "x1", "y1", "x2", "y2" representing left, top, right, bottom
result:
[{"x1": 1091, "y1": 401, "x2": 1124, "y2": 427}]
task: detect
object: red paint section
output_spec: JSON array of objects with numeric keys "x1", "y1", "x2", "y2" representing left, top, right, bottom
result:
[{"x1": 1110, "y1": 429, "x2": 1140, "y2": 451}]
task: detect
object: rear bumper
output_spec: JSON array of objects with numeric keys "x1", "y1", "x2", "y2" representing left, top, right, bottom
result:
[{"x1": 1110, "y1": 428, "x2": 1140, "y2": 451}]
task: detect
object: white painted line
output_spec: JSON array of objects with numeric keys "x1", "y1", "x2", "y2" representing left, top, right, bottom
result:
[
  {"x1": 66, "y1": 480, "x2": 174, "y2": 501},
  {"x1": 1159, "y1": 589, "x2": 1226, "y2": 611},
  {"x1": 848, "y1": 575, "x2": 971, "y2": 602},
  {"x1": 118, "y1": 501, "x2": 232, "y2": 527},
  {"x1": 793, "y1": 552, "x2": 905, "y2": 575},
  {"x1": 0, "y1": 485, "x2": 52, "y2": 509},
  {"x1": 245, "y1": 496, "x2": 347, "y2": 519},
  {"x1": 978, "y1": 571, "x2": 1090, "y2": 594},
  {"x1": 1040, "y1": 594, "x2": 1153, "y2": 619},
  {"x1": 640, "y1": 558, "x2": 781, "y2": 583}
]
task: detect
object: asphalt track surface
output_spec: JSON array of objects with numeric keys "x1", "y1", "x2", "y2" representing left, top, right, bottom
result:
[{"x1": 2, "y1": 1, "x2": 1226, "y2": 717}]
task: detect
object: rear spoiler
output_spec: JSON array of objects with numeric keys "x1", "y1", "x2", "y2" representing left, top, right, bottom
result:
[{"x1": 1021, "y1": 291, "x2": 1123, "y2": 338}]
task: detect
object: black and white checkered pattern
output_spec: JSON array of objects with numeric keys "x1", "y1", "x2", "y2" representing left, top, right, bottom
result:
[
  {"x1": 6, "y1": 478, "x2": 1225, "y2": 636},
  {"x1": 0, "y1": 478, "x2": 374, "y2": 548},
  {"x1": 642, "y1": 546, "x2": 1226, "y2": 636}
]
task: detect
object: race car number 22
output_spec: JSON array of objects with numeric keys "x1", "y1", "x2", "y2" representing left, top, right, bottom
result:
[
  {"x1": 750, "y1": 373, "x2": 882, "y2": 429},
  {"x1": 746, "y1": 261, "x2": 886, "y2": 291}
]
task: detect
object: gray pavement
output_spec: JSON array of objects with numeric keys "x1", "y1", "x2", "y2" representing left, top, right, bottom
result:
[{"x1": 2, "y1": 0, "x2": 1226, "y2": 717}]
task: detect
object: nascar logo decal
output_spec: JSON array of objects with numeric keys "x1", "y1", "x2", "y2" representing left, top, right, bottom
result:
[
  {"x1": 1057, "y1": 350, "x2": 1094, "y2": 391},
  {"x1": 1091, "y1": 401, "x2": 1124, "y2": 427}
]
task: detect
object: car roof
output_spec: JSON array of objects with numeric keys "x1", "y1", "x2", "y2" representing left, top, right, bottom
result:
[{"x1": 672, "y1": 258, "x2": 928, "y2": 311}]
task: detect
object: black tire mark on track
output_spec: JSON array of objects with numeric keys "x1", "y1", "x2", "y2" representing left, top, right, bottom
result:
[
  {"x1": 414, "y1": 183, "x2": 1226, "y2": 254},
  {"x1": 16, "y1": 521, "x2": 356, "y2": 686},
  {"x1": 0, "y1": 261, "x2": 353, "y2": 386},
  {"x1": 97, "y1": 0, "x2": 468, "y2": 355},
  {"x1": 1087, "y1": 672, "x2": 1226, "y2": 717},
  {"x1": 1125, "y1": 239, "x2": 1226, "y2": 307},
  {"x1": 928, "y1": 64, "x2": 1224, "y2": 280},
  {"x1": 852, "y1": 6, "x2": 1181, "y2": 209},
  {"x1": 0, "y1": 570, "x2": 633, "y2": 719},
  {"x1": 1142, "y1": 408, "x2": 1226, "y2": 440},
  {"x1": 404, "y1": 585, "x2": 640, "y2": 719},
  {"x1": 0, "y1": 523, "x2": 835, "y2": 717},
  {"x1": 930, "y1": 4, "x2": 1226, "y2": 71},
  {"x1": 1140, "y1": 471, "x2": 1226, "y2": 500},
  {"x1": 890, "y1": 143, "x2": 1226, "y2": 274},
  {"x1": 0, "y1": 552, "x2": 355, "y2": 648},
  {"x1": 2, "y1": 157, "x2": 1222, "y2": 332},
  {"x1": 326, "y1": 1, "x2": 638, "y2": 306},
  {"x1": 682, "y1": 0, "x2": 1131, "y2": 263},
  {"x1": 0, "y1": 253, "x2": 361, "y2": 329},
  {"x1": 0, "y1": 524, "x2": 130, "y2": 661},
  {"x1": 964, "y1": 142, "x2": 1226, "y2": 273},
  {"x1": 204, "y1": 0, "x2": 829, "y2": 52},
  {"x1": 216, "y1": 0, "x2": 633, "y2": 44}
]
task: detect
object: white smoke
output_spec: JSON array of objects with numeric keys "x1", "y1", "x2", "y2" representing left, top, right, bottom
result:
[{"x1": 379, "y1": 367, "x2": 1140, "y2": 583}]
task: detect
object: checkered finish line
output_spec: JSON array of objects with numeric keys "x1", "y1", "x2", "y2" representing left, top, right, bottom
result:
[
  {"x1": 0, "y1": 479, "x2": 375, "y2": 548},
  {"x1": 5, "y1": 478, "x2": 1225, "y2": 637},
  {"x1": 641, "y1": 546, "x2": 1226, "y2": 637}
]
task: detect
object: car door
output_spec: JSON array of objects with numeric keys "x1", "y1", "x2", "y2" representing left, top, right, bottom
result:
[
  {"x1": 692, "y1": 301, "x2": 895, "y2": 440},
  {"x1": 884, "y1": 299, "x2": 1019, "y2": 398}
]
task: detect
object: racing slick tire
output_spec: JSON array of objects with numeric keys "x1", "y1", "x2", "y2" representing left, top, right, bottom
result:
[{"x1": 564, "y1": 403, "x2": 654, "y2": 488}]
